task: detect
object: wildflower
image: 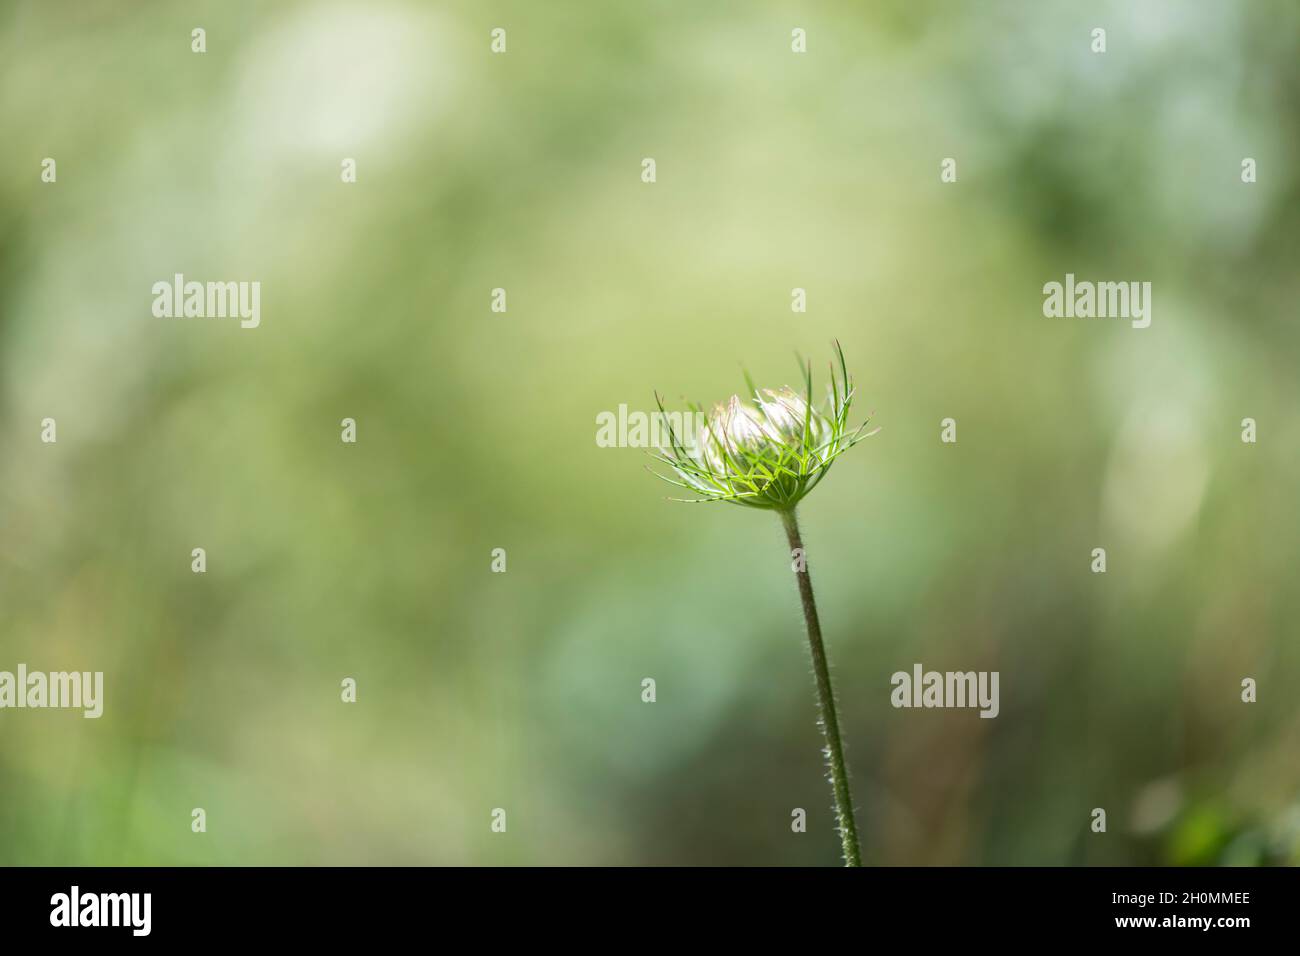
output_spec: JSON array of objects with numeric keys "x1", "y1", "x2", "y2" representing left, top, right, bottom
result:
[{"x1": 650, "y1": 342, "x2": 879, "y2": 866}]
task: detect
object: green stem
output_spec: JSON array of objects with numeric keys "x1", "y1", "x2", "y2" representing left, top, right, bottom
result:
[{"x1": 780, "y1": 508, "x2": 862, "y2": 867}]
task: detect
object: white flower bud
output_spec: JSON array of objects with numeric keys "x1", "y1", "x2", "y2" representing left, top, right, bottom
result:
[{"x1": 652, "y1": 344, "x2": 876, "y2": 510}]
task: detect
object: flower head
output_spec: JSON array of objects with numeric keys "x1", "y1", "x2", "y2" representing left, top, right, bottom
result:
[{"x1": 651, "y1": 342, "x2": 878, "y2": 511}]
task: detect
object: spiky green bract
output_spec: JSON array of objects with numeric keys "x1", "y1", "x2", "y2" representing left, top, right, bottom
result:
[{"x1": 651, "y1": 342, "x2": 878, "y2": 511}]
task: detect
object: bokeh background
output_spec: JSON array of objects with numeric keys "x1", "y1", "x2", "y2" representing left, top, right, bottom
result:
[{"x1": 2, "y1": 0, "x2": 1299, "y2": 866}]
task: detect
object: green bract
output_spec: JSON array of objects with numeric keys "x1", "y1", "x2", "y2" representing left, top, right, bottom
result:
[{"x1": 652, "y1": 343, "x2": 878, "y2": 511}]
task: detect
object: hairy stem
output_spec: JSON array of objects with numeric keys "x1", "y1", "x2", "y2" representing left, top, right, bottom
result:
[{"x1": 780, "y1": 508, "x2": 862, "y2": 867}]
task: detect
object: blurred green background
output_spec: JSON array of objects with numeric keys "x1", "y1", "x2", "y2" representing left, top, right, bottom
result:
[{"x1": 2, "y1": 1, "x2": 1299, "y2": 866}]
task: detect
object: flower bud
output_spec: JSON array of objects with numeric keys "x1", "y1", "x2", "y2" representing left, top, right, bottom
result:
[{"x1": 652, "y1": 344, "x2": 876, "y2": 510}]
